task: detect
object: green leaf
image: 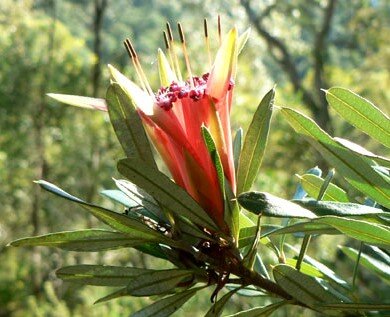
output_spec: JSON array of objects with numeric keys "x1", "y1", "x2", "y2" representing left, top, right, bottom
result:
[
  {"x1": 273, "y1": 264, "x2": 340, "y2": 308},
  {"x1": 285, "y1": 259, "x2": 324, "y2": 278},
  {"x1": 293, "y1": 199, "x2": 385, "y2": 217},
  {"x1": 114, "y1": 179, "x2": 162, "y2": 219},
  {"x1": 117, "y1": 158, "x2": 218, "y2": 230},
  {"x1": 334, "y1": 137, "x2": 390, "y2": 168},
  {"x1": 35, "y1": 180, "x2": 168, "y2": 242},
  {"x1": 233, "y1": 128, "x2": 243, "y2": 173},
  {"x1": 319, "y1": 303, "x2": 390, "y2": 311},
  {"x1": 281, "y1": 107, "x2": 390, "y2": 208},
  {"x1": 100, "y1": 189, "x2": 137, "y2": 207},
  {"x1": 205, "y1": 289, "x2": 238, "y2": 317},
  {"x1": 202, "y1": 126, "x2": 225, "y2": 197},
  {"x1": 238, "y1": 191, "x2": 317, "y2": 218},
  {"x1": 325, "y1": 87, "x2": 390, "y2": 148},
  {"x1": 242, "y1": 216, "x2": 261, "y2": 269},
  {"x1": 239, "y1": 212, "x2": 255, "y2": 229},
  {"x1": 296, "y1": 174, "x2": 349, "y2": 202},
  {"x1": 263, "y1": 221, "x2": 340, "y2": 237},
  {"x1": 95, "y1": 269, "x2": 199, "y2": 303},
  {"x1": 130, "y1": 286, "x2": 205, "y2": 317},
  {"x1": 106, "y1": 83, "x2": 156, "y2": 166},
  {"x1": 237, "y1": 88, "x2": 274, "y2": 194},
  {"x1": 339, "y1": 246, "x2": 390, "y2": 283},
  {"x1": 285, "y1": 244, "x2": 349, "y2": 289},
  {"x1": 225, "y1": 300, "x2": 289, "y2": 317},
  {"x1": 239, "y1": 224, "x2": 281, "y2": 248},
  {"x1": 47, "y1": 93, "x2": 107, "y2": 111},
  {"x1": 224, "y1": 179, "x2": 240, "y2": 246},
  {"x1": 226, "y1": 285, "x2": 267, "y2": 297},
  {"x1": 9, "y1": 229, "x2": 145, "y2": 251},
  {"x1": 317, "y1": 216, "x2": 390, "y2": 247},
  {"x1": 369, "y1": 245, "x2": 390, "y2": 265},
  {"x1": 56, "y1": 265, "x2": 149, "y2": 286}
]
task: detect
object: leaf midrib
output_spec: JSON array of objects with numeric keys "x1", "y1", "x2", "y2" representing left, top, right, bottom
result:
[{"x1": 327, "y1": 91, "x2": 390, "y2": 139}]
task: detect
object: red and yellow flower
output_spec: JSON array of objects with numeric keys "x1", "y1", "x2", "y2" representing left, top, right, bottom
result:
[{"x1": 50, "y1": 21, "x2": 243, "y2": 233}]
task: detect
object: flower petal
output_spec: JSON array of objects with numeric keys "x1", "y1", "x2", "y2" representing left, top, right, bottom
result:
[
  {"x1": 206, "y1": 28, "x2": 237, "y2": 101},
  {"x1": 157, "y1": 49, "x2": 176, "y2": 87},
  {"x1": 47, "y1": 93, "x2": 107, "y2": 111},
  {"x1": 237, "y1": 28, "x2": 251, "y2": 55},
  {"x1": 107, "y1": 64, "x2": 154, "y2": 116}
]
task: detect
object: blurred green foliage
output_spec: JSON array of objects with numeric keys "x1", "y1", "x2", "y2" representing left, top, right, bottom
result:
[{"x1": 0, "y1": 0, "x2": 388, "y2": 316}]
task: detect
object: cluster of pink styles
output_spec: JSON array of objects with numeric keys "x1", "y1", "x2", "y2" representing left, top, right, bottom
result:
[{"x1": 156, "y1": 73, "x2": 234, "y2": 111}]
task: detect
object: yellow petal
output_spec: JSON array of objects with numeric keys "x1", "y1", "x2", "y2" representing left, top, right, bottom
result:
[
  {"x1": 157, "y1": 49, "x2": 176, "y2": 87},
  {"x1": 207, "y1": 28, "x2": 237, "y2": 101},
  {"x1": 107, "y1": 64, "x2": 154, "y2": 115}
]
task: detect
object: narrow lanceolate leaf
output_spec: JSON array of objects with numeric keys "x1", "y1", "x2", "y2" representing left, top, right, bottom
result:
[
  {"x1": 124, "y1": 269, "x2": 197, "y2": 296},
  {"x1": 95, "y1": 269, "x2": 198, "y2": 304},
  {"x1": 100, "y1": 189, "x2": 138, "y2": 207},
  {"x1": 224, "y1": 179, "x2": 240, "y2": 246},
  {"x1": 130, "y1": 286, "x2": 205, "y2": 317},
  {"x1": 47, "y1": 93, "x2": 107, "y2": 111},
  {"x1": 334, "y1": 137, "x2": 390, "y2": 168},
  {"x1": 285, "y1": 244, "x2": 349, "y2": 288},
  {"x1": 106, "y1": 83, "x2": 156, "y2": 166},
  {"x1": 56, "y1": 265, "x2": 149, "y2": 286},
  {"x1": 239, "y1": 224, "x2": 281, "y2": 248},
  {"x1": 205, "y1": 289, "x2": 238, "y2": 317},
  {"x1": 238, "y1": 191, "x2": 317, "y2": 218},
  {"x1": 9, "y1": 229, "x2": 144, "y2": 251},
  {"x1": 285, "y1": 259, "x2": 324, "y2": 278},
  {"x1": 296, "y1": 174, "x2": 349, "y2": 202},
  {"x1": 316, "y1": 216, "x2": 390, "y2": 247},
  {"x1": 281, "y1": 107, "x2": 390, "y2": 208},
  {"x1": 237, "y1": 88, "x2": 274, "y2": 194},
  {"x1": 293, "y1": 199, "x2": 385, "y2": 217},
  {"x1": 325, "y1": 87, "x2": 390, "y2": 148},
  {"x1": 273, "y1": 264, "x2": 340, "y2": 308},
  {"x1": 339, "y1": 246, "x2": 390, "y2": 283},
  {"x1": 233, "y1": 128, "x2": 243, "y2": 172},
  {"x1": 114, "y1": 179, "x2": 162, "y2": 219},
  {"x1": 117, "y1": 158, "x2": 218, "y2": 230},
  {"x1": 293, "y1": 166, "x2": 323, "y2": 200},
  {"x1": 202, "y1": 126, "x2": 225, "y2": 195},
  {"x1": 225, "y1": 300, "x2": 289, "y2": 317},
  {"x1": 35, "y1": 180, "x2": 168, "y2": 242},
  {"x1": 263, "y1": 221, "x2": 339, "y2": 237},
  {"x1": 319, "y1": 303, "x2": 390, "y2": 311}
]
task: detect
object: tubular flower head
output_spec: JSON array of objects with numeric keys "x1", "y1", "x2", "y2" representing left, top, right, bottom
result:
[{"x1": 109, "y1": 21, "x2": 238, "y2": 233}]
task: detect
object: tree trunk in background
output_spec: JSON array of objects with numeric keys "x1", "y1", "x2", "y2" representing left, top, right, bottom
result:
[
  {"x1": 30, "y1": 0, "x2": 56, "y2": 294},
  {"x1": 240, "y1": 0, "x2": 337, "y2": 134},
  {"x1": 86, "y1": 0, "x2": 108, "y2": 231},
  {"x1": 92, "y1": 0, "x2": 107, "y2": 98}
]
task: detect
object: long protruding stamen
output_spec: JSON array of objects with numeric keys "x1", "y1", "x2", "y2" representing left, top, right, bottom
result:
[
  {"x1": 217, "y1": 15, "x2": 222, "y2": 45},
  {"x1": 177, "y1": 22, "x2": 194, "y2": 88},
  {"x1": 203, "y1": 18, "x2": 212, "y2": 67},
  {"x1": 163, "y1": 31, "x2": 176, "y2": 77},
  {"x1": 123, "y1": 40, "x2": 148, "y2": 93},
  {"x1": 166, "y1": 22, "x2": 183, "y2": 82},
  {"x1": 124, "y1": 39, "x2": 154, "y2": 96}
]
